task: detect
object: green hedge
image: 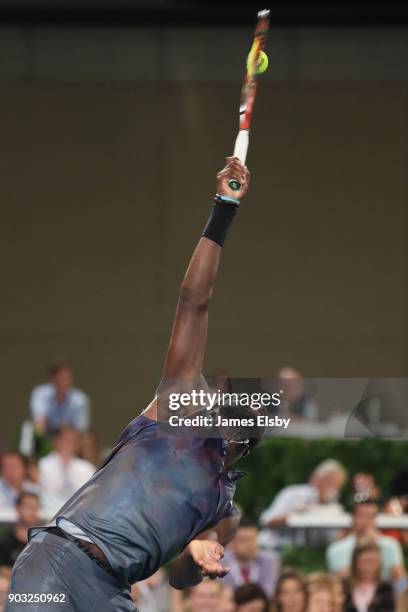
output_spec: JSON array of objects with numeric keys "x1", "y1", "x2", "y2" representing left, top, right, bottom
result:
[{"x1": 235, "y1": 437, "x2": 408, "y2": 519}]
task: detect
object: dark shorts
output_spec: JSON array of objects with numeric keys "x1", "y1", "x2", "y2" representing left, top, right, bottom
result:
[{"x1": 5, "y1": 532, "x2": 137, "y2": 612}]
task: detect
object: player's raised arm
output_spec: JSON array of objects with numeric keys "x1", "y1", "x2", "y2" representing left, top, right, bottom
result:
[{"x1": 162, "y1": 157, "x2": 250, "y2": 380}]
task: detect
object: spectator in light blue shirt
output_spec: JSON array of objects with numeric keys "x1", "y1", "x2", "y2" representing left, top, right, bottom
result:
[
  {"x1": 326, "y1": 499, "x2": 406, "y2": 583},
  {"x1": 30, "y1": 361, "x2": 90, "y2": 436}
]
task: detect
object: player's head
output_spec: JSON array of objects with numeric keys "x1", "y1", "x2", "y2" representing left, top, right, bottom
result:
[
  {"x1": 213, "y1": 399, "x2": 265, "y2": 467},
  {"x1": 223, "y1": 435, "x2": 260, "y2": 467}
]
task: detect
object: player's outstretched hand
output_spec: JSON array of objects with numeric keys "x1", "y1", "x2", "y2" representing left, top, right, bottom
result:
[
  {"x1": 217, "y1": 156, "x2": 250, "y2": 200},
  {"x1": 188, "y1": 539, "x2": 230, "y2": 579}
]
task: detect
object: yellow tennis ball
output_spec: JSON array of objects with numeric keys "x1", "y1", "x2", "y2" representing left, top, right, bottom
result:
[
  {"x1": 247, "y1": 49, "x2": 269, "y2": 75},
  {"x1": 256, "y1": 50, "x2": 269, "y2": 74}
]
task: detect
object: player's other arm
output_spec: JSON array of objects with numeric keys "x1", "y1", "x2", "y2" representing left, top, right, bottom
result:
[{"x1": 168, "y1": 514, "x2": 240, "y2": 590}]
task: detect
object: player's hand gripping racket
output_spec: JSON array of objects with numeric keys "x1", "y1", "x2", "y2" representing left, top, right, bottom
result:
[{"x1": 229, "y1": 9, "x2": 270, "y2": 191}]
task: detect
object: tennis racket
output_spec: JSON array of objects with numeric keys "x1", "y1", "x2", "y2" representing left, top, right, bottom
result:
[{"x1": 229, "y1": 9, "x2": 270, "y2": 191}]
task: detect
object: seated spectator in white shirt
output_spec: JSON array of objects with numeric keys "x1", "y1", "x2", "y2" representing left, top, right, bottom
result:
[
  {"x1": 30, "y1": 361, "x2": 90, "y2": 436},
  {"x1": 259, "y1": 459, "x2": 347, "y2": 549},
  {"x1": 327, "y1": 499, "x2": 406, "y2": 582},
  {"x1": 222, "y1": 518, "x2": 280, "y2": 598},
  {"x1": 0, "y1": 452, "x2": 40, "y2": 511},
  {"x1": 39, "y1": 426, "x2": 96, "y2": 508}
]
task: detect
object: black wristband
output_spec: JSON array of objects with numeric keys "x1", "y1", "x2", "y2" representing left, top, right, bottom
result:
[{"x1": 202, "y1": 202, "x2": 238, "y2": 247}]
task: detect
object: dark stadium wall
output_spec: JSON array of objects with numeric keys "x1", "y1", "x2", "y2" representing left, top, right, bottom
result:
[{"x1": 1, "y1": 28, "x2": 408, "y2": 445}]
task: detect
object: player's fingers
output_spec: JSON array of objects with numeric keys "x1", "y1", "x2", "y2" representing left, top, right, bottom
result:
[
  {"x1": 229, "y1": 159, "x2": 244, "y2": 171},
  {"x1": 202, "y1": 563, "x2": 223, "y2": 575},
  {"x1": 217, "y1": 169, "x2": 229, "y2": 180},
  {"x1": 203, "y1": 565, "x2": 230, "y2": 579},
  {"x1": 227, "y1": 163, "x2": 245, "y2": 178}
]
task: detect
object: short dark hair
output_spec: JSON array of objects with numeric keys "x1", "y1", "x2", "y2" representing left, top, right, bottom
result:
[
  {"x1": 48, "y1": 361, "x2": 71, "y2": 377},
  {"x1": 16, "y1": 491, "x2": 39, "y2": 506},
  {"x1": 238, "y1": 517, "x2": 259, "y2": 530},
  {"x1": 52, "y1": 425, "x2": 78, "y2": 439},
  {"x1": 218, "y1": 401, "x2": 266, "y2": 448},
  {"x1": 234, "y1": 583, "x2": 269, "y2": 609}
]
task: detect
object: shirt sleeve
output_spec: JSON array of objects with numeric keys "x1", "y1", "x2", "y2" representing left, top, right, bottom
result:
[
  {"x1": 30, "y1": 385, "x2": 51, "y2": 419},
  {"x1": 259, "y1": 486, "x2": 306, "y2": 526},
  {"x1": 326, "y1": 540, "x2": 348, "y2": 573},
  {"x1": 387, "y1": 538, "x2": 404, "y2": 566},
  {"x1": 72, "y1": 392, "x2": 91, "y2": 431}
]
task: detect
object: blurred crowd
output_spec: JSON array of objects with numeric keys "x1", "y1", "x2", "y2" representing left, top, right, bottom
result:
[{"x1": 0, "y1": 362, "x2": 407, "y2": 611}]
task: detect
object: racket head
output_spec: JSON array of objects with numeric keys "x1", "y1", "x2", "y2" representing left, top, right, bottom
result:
[
  {"x1": 228, "y1": 9, "x2": 270, "y2": 191},
  {"x1": 239, "y1": 9, "x2": 270, "y2": 131}
]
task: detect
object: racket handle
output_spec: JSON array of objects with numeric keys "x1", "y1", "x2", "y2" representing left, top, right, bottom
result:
[{"x1": 228, "y1": 129, "x2": 249, "y2": 191}]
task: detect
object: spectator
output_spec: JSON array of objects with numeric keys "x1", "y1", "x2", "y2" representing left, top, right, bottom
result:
[
  {"x1": 25, "y1": 457, "x2": 39, "y2": 486},
  {"x1": 219, "y1": 585, "x2": 236, "y2": 612},
  {"x1": 277, "y1": 367, "x2": 318, "y2": 421},
  {"x1": 306, "y1": 574, "x2": 335, "y2": 612},
  {"x1": 222, "y1": 518, "x2": 280, "y2": 598},
  {"x1": 39, "y1": 426, "x2": 96, "y2": 508},
  {"x1": 130, "y1": 568, "x2": 169, "y2": 612},
  {"x1": 0, "y1": 566, "x2": 11, "y2": 612},
  {"x1": 326, "y1": 500, "x2": 406, "y2": 582},
  {"x1": 234, "y1": 583, "x2": 269, "y2": 612},
  {"x1": 0, "y1": 452, "x2": 39, "y2": 510},
  {"x1": 186, "y1": 580, "x2": 234, "y2": 612},
  {"x1": 30, "y1": 361, "x2": 90, "y2": 435},
  {"x1": 343, "y1": 539, "x2": 394, "y2": 612},
  {"x1": 271, "y1": 570, "x2": 306, "y2": 612},
  {"x1": 259, "y1": 460, "x2": 347, "y2": 548},
  {"x1": 0, "y1": 492, "x2": 40, "y2": 567},
  {"x1": 352, "y1": 474, "x2": 381, "y2": 505},
  {"x1": 384, "y1": 467, "x2": 408, "y2": 544},
  {"x1": 326, "y1": 575, "x2": 345, "y2": 612},
  {"x1": 78, "y1": 431, "x2": 102, "y2": 466},
  {"x1": 396, "y1": 586, "x2": 408, "y2": 612}
]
